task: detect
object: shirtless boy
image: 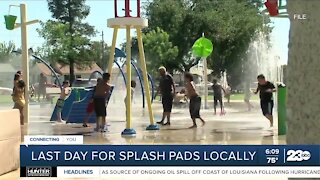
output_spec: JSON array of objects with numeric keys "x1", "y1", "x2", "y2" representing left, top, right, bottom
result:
[
  {"x1": 56, "y1": 81, "x2": 71, "y2": 123},
  {"x1": 185, "y1": 73, "x2": 205, "y2": 128},
  {"x1": 93, "y1": 73, "x2": 111, "y2": 132}
]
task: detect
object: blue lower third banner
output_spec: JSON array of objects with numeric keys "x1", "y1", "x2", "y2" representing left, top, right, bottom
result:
[
  {"x1": 20, "y1": 145, "x2": 320, "y2": 177},
  {"x1": 20, "y1": 145, "x2": 320, "y2": 179}
]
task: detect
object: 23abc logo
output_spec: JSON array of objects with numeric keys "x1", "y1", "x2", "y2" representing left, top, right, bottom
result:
[{"x1": 286, "y1": 150, "x2": 311, "y2": 162}]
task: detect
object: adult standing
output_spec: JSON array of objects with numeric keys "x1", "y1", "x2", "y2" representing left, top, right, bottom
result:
[
  {"x1": 38, "y1": 73, "x2": 47, "y2": 101},
  {"x1": 254, "y1": 74, "x2": 276, "y2": 127},
  {"x1": 156, "y1": 66, "x2": 175, "y2": 125}
]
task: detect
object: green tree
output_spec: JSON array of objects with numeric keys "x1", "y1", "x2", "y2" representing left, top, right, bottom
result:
[
  {"x1": 120, "y1": 28, "x2": 178, "y2": 76},
  {"x1": 143, "y1": 28, "x2": 179, "y2": 75},
  {"x1": 89, "y1": 41, "x2": 110, "y2": 71},
  {"x1": 145, "y1": 0, "x2": 196, "y2": 72},
  {"x1": 144, "y1": 0, "x2": 271, "y2": 86},
  {"x1": 38, "y1": 0, "x2": 96, "y2": 84},
  {"x1": 0, "y1": 41, "x2": 16, "y2": 63}
]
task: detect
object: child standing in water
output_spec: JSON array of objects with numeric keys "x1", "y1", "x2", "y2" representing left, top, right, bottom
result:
[
  {"x1": 93, "y1": 73, "x2": 111, "y2": 132},
  {"x1": 12, "y1": 73, "x2": 22, "y2": 103},
  {"x1": 56, "y1": 81, "x2": 71, "y2": 123},
  {"x1": 83, "y1": 78, "x2": 102, "y2": 127},
  {"x1": 124, "y1": 80, "x2": 137, "y2": 120},
  {"x1": 212, "y1": 79, "x2": 226, "y2": 115},
  {"x1": 184, "y1": 73, "x2": 205, "y2": 128},
  {"x1": 244, "y1": 81, "x2": 254, "y2": 111}
]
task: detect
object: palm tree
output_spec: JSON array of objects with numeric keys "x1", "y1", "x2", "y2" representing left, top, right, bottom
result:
[{"x1": 0, "y1": 41, "x2": 16, "y2": 63}]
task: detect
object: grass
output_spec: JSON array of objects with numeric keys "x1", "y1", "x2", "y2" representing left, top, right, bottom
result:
[{"x1": 0, "y1": 95, "x2": 13, "y2": 104}]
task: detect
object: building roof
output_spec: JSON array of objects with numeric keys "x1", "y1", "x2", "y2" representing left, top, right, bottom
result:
[
  {"x1": 0, "y1": 63, "x2": 16, "y2": 73},
  {"x1": 35, "y1": 63, "x2": 54, "y2": 76}
]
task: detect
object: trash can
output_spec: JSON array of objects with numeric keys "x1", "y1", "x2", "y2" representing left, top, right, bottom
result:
[{"x1": 277, "y1": 84, "x2": 287, "y2": 135}]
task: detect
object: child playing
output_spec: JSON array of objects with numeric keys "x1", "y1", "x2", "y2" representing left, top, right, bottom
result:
[
  {"x1": 212, "y1": 79, "x2": 226, "y2": 115},
  {"x1": 184, "y1": 73, "x2": 205, "y2": 128},
  {"x1": 124, "y1": 80, "x2": 137, "y2": 120},
  {"x1": 124, "y1": 80, "x2": 136, "y2": 103},
  {"x1": 13, "y1": 79, "x2": 26, "y2": 125},
  {"x1": 173, "y1": 89, "x2": 188, "y2": 105},
  {"x1": 93, "y1": 73, "x2": 111, "y2": 132},
  {"x1": 56, "y1": 81, "x2": 71, "y2": 123},
  {"x1": 83, "y1": 78, "x2": 102, "y2": 127},
  {"x1": 244, "y1": 81, "x2": 254, "y2": 111},
  {"x1": 12, "y1": 73, "x2": 22, "y2": 103},
  {"x1": 225, "y1": 84, "x2": 231, "y2": 103}
]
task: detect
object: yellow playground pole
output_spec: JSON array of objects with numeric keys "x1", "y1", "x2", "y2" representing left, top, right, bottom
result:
[
  {"x1": 107, "y1": 0, "x2": 160, "y2": 134},
  {"x1": 107, "y1": 26, "x2": 119, "y2": 76},
  {"x1": 5, "y1": 4, "x2": 39, "y2": 124},
  {"x1": 125, "y1": 26, "x2": 132, "y2": 130},
  {"x1": 136, "y1": 27, "x2": 156, "y2": 128}
]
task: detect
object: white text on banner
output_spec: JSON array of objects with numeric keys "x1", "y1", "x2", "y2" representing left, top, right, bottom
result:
[
  {"x1": 57, "y1": 166, "x2": 320, "y2": 178},
  {"x1": 24, "y1": 135, "x2": 83, "y2": 145}
]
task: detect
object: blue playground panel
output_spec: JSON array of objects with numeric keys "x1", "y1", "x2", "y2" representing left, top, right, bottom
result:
[
  {"x1": 67, "y1": 89, "x2": 95, "y2": 124},
  {"x1": 50, "y1": 87, "x2": 114, "y2": 124}
]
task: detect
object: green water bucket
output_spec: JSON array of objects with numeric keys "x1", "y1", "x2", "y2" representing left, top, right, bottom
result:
[{"x1": 4, "y1": 15, "x2": 17, "y2": 30}]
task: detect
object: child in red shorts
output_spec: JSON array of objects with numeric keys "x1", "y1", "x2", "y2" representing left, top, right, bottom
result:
[
  {"x1": 83, "y1": 99, "x2": 94, "y2": 127},
  {"x1": 83, "y1": 78, "x2": 102, "y2": 127}
]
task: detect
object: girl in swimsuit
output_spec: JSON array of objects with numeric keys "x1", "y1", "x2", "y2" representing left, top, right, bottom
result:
[{"x1": 13, "y1": 79, "x2": 26, "y2": 125}]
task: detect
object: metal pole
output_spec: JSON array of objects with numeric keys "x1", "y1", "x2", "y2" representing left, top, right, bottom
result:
[
  {"x1": 125, "y1": 26, "x2": 132, "y2": 129},
  {"x1": 201, "y1": 33, "x2": 209, "y2": 109},
  {"x1": 203, "y1": 57, "x2": 208, "y2": 109},
  {"x1": 20, "y1": 4, "x2": 29, "y2": 124},
  {"x1": 136, "y1": 27, "x2": 156, "y2": 127},
  {"x1": 107, "y1": 27, "x2": 119, "y2": 79},
  {"x1": 101, "y1": 31, "x2": 105, "y2": 72}
]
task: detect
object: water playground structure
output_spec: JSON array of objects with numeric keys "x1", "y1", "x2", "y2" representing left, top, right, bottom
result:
[
  {"x1": 3, "y1": 0, "x2": 287, "y2": 136},
  {"x1": 50, "y1": 0, "x2": 160, "y2": 134},
  {"x1": 49, "y1": 47, "x2": 156, "y2": 124},
  {"x1": 107, "y1": 0, "x2": 160, "y2": 135}
]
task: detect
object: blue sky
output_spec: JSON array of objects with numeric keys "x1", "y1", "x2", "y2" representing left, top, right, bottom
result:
[{"x1": 0, "y1": 0, "x2": 289, "y2": 64}]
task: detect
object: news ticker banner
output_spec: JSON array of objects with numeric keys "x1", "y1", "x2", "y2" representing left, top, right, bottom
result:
[
  {"x1": 20, "y1": 144, "x2": 320, "y2": 177},
  {"x1": 21, "y1": 166, "x2": 320, "y2": 178}
]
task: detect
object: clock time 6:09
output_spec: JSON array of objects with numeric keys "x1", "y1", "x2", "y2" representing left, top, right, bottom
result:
[{"x1": 265, "y1": 149, "x2": 280, "y2": 155}]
